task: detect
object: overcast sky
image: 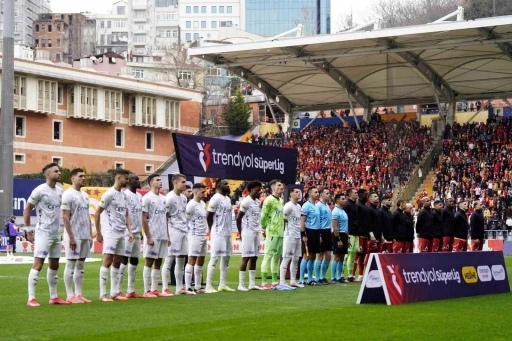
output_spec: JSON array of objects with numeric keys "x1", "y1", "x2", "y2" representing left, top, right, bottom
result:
[{"x1": 50, "y1": 0, "x2": 376, "y2": 26}]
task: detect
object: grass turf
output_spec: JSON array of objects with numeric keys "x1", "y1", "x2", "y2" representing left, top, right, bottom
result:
[{"x1": 0, "y1": 255, "x2": 511, "y2": 341}]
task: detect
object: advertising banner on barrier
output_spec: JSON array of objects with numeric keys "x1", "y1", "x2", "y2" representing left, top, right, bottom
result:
[
  {"x1": 172, "y1": 133, "x2": 298, "y2": 184},
  {"x1": 357, "y1": 251, "x2": 510, "y2": 305},
  {"x1": 13, "y1": 179, "x2": 45, "y2": 216}
]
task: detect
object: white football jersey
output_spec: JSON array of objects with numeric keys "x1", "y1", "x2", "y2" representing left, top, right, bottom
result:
[
  {"x1": 239, "y1": 196, "x2": 261, "y2": 235},
  {"x1": 166, "y1": 191, "x2": 188, "y2": 233},
  {"x1": 207, "y1": 193, "x2": 232, "y2": 238},
  {"x1": 142, "y1": 191, "x2": 167, "y2": 240},
  {"x1": 185, "y1": 200, "x2": 207, "y2": 237},
  {"x1": 283, "y1": 202, "x2": 301, "y2": 239},
  {"x1": 28, "y1": 184, "x2": 63, "y2": 239},
  {"x1": 124, "y1": 189, "x2": 143, "y2": 234},
  {"x1": 99, "y1": 187, "x2": 128, "y2": 237},
  {"x1": 61, "y1": 188, "x2": 90, "y2": 240}
]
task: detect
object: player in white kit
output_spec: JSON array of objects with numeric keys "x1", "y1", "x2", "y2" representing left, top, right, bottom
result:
[
  {"x1": 237, "y1": 181, "x2": 263, "y2": 291},
  {"x1": 205, "y1": 179, "x2": 235, "y2": 293},
  {"x1": 142, "y1": 174, "x2": 171, "y2": 297},
  {"x1": 94, "y1": 168, "x2": 134, "y2": 302},
  {"x1": 119, "y1": 174, "x2": 144, "y2": 298},
  {"x1": 280, "y1": 186, "x2": 304, "y2": 288},
  {"x1": 61, "y1": 168, "x2": 94, "y2": 304},
  {"x1": 163, "y1": 174, "x2": 192, "y2": 295},
  {"x1": 25, "y1": 163, "x2": 69, "y2": 307},
  {"x1": 184, "y1": 183, "x2": 208, "y2": 294}
]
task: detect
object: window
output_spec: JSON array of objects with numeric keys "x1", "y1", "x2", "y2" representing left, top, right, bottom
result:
[
  {"x1": 201, "y1": 21, "x2": 206, "y2": 28},
  {"x1": 14, "y1": 23, "x2": 19, "y2": 33},
  {"x1": 211, "y1": 6, "x2": 217, "y2": 13},
  {"x1": 57, "y1": 24, "x2": 61, "y2": 31},
  {"x1": 178, "y1": 70, "x2": 192, "y2": 80},
  {"x1": 100, "y1": 21, "x2": 104, "y2": 28},
  {"x1": 145, "y1": 132, "x2": 154, "y2": 151},
  {"x1": 193, "y1": 33, "x2": 199, "y2": 40},
  {"x1": 117, "y1": 6, "x2": 125, "y2": 15},
  {"x1": 14, "y1": 153, "x2": 25, "y2": 164},
  {"x1": 165, "y1": 100, "x2": 179, "y2": 129},
  {"x1": 35, "y1": 24, "x2": 39, "y2": 32},
  {"x1": 41, "y1": 39, "x2": 46, "y2": 48},
  {"x1": 219, "y1": 6, "x2": 224, "y2": 13},
  {"x1": 211, "y1": 21, "x2": 217, "y2": 28},
  {"x1": 48, "y1": 24, "x2": 52, "y2": 32},
  {"x1": 104, "y1": 90, "x2": 122, "y2": 122},
  {"x1": 227, "y1": 21, "x2": 232, "y2": 27},
  {"x1": 52, "y1": 157, "x2": 63, "y2": 167},
  {"x1": 115, "y1": 162, "x2": 124, "y2": 169},
  {"x1": 172, "y1": 30, "x2": 178, "y2": 38},
  {"x1": 145, "y1": 165, "x2": 154, "y2": 174},
  {"x1": 141, "y1": 97, "x2": 157, "y2": 126},
  {"x1": 52, "y1": 120, "x2": 63, "y2": 142},
  {"x1": 42, "y1": 24, "x2": 46, "y2": 32},
  {"x1": 115, "y1": 128, "x2": 124, "y2": 148},
  {"x1": 35, "y1": 39, "x2": 39, "y2": 46},
  {"x1": 37, "y1": 79, "x2": 57, "y2": 114},
  {"x1": 48, "y1": 39, "x2": 52, "y2": 48},
  {"x1": 193, "y1": 21, "x2": 199, "y2": 28},
  {"x1": 57, "y1": 85, "x2": 63, "y2": 104},
  {"x1": 193, "y1": 6, "x2": 199, "y2": 13},
  {"x1": 15, "y1": 116, "x2": 25, "y2": 137},
  {"x1": 107, "y1": 21, "x2": 111, "y2": 28},
  {"x1": 133, "y1": 35, "x2": 145, "y2": 43},
  {"x1": 132, "y1": 69, "x2": 144, "y2": 79},
  {"x1": 56, "y1": 39, "x2": 61, "y2": 47},
  {"x1": 14, "y1": 8, "x2": 19, "y2": 16},
  {"x1": 186, "y1": 21, "x2": 191, "y2": 28},
  {"x1": 79, "y1": 86, "x2": 98, "y2": 118},
  {"x1": 227, "y1": 6, "x2": 232, "y2": 13},
  {"x1": 13, "y1": 76, "x2": 26, "y2": 97},
  {"x1": 186, "y1": 33, "x2": 191, "y2": 41},
  {"x1": 201, "y1": 6, "x2": 206, "y2": 13},
  {"x1": 186, "y1": 6, "x2": 191, "y2": 13},
  {"x1": 153, "y1": 56, "x2": 162, "y2": 62}
]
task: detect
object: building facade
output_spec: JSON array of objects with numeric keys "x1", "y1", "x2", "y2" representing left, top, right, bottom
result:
[
  {"x1": 0, "y1": 57, "x2": 202, "y2": 176},
  {"x1": 245, "y1": 0, "x2": 330, "y2": 37},
  {"x1": 92, "y1": 1, "x2": 129, "y2": 55},
  {"x1": 179, "y1": 0, "x2": 244, "y2": 42},
  {"x1": 0, "y1": 0, "x2": 51, "y2": 47},
  {"x1": 33, "y1": 13, "x2": 96, "y2": 63}
]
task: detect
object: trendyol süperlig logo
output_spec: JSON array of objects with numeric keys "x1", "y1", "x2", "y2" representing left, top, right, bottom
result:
[
  {"x1": 196, "y1": 141, "x2": 285, "y2": 174},
  {"x1": 197, "y1": 142, "x2": 212, "y2": 172}
]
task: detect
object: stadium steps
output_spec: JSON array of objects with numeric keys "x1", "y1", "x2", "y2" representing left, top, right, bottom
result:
[{"x1": 411, "y1": 170, "x2": 436, "y2": 205}]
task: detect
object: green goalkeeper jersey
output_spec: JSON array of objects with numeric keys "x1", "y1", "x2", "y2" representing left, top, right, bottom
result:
[{"x1": 260, "y1": 195, "x2": 284, "y2": 237}]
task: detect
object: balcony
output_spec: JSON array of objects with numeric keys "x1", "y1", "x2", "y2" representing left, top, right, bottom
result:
[
  {"x1": 132, "y1": 16, "x2": 148, "y2": 23},
  {"x1": 132, "y1": 25, "x2": 148, "y2": 34},
  {"x1": 132, "y1": 1, "x2": 147, "y2": 10}
]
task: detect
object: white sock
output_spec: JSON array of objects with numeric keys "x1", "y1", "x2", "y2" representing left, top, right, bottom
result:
[
  {"x1": 100, "y1": 266, "x2": 108, "y2": 297},
  {"x1": 185, "y1": 264, "x2": 193, "y2": 290},
  {"x1": 280, "y1": 257, "x2": 291, "y2": 285},
  {"x1": 110, "y1": 267, "x2": 119, "y2": 297},
  {"x1": 151, "y1": 269, "x2": 160, "y2": 292},
  {"x1": 219, "y1": 256, "x2": 230, "y2": 288},
  {"x1": 74, "y1": 261, "x2": 85, "y2": 296},
  {"x1": 161, "y1": 256, "x2": 175, "y2": 291},
  {"x1": 239, "y1": 271, "x2": 246, "y2": 286},
  {"x1": 28, "y1": 269, "x2": 40, "y2": 301},
  {"x1": 249, "y1": 270, "x2": 256, "y2": 287},
  {"x1": 118, "y1": 263, "x2": 126, "y2": 293},
  {"x1": 47, "y1": 269, "x2": 58, "y2": 299},
  {"x1": 64, "y1": 260, "x2": 76, "y2": 299},
  {"x1": 194, "y1": 265, "x2": 203, "y2": 290},
  {"x1": 206, "y1": 257, "x2": 219, "y2": 288},
  {"x1": 127, "y1": 264, "x2": 137, "y2": 294},
  {"x1": 290, "y1": 257, "x2": 299, "y2": 283},
  {"x1": 174, "y1": 257, "x2": 185, "y2": 293},
  {"x1": 143, "y1": 266, "x2": 151, "y2": 293}
]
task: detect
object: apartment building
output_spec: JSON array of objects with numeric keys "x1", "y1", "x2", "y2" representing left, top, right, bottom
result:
[
  {"x1": 33, "y1": 13, "x2": 96, "y2": 63},
  {"x1": 92, "y1": 0, "x2": 129, "y2": 55},
  {"x1": 0, "y1": 56, "x2": 202, "y2": 176},
  {"x1": 0, "y1": 0, "x2": 51, "y2": 47}
]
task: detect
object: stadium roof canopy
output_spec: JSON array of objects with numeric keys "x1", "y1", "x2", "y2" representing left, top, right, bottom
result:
[{"x1": 189, "y1": 16, "x2": 512, "y2": 114}]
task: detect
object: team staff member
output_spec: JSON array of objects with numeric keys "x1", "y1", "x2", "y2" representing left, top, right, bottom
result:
[
  {"x1": 391, "y1": 200, "x2": 408, "y2": 253},
  {"x1": 431, "y1": 200, "x2": 444, "y2": 252},
  {"x1": 366, "y1": 192, "x2": 381, "y2": 268},
  {"x1": 342, "y1": 188, "x2": 359, "y2": 282},
  {"x1": 300, "y1": 187, "x2": 321, "y2": 286},
  {"x1": 405, "y1": 203, "x2": 415, "y2": 252},
  {"x1": 416, "y1": 197, "x2": 434, "y2": 253},
  {"x1": 379, "y1": 195, "x2": 393, "y2": 253},
  {"x1": 453, "y1": 200, "x2": 470, "y2": 252},
  {"x1": 441, "y1": 198, "x2": 456, "y2": 252},
  {"x1": 315, "y1": 188, "x2": 332, "y2": 285},
  {"x1": 353, "y1": 189, "x2": 370, "y2": 281},
  {"x1": 331, "y1": 194, "x2": 348, "y2": 283},
  {"x1": 469, "y1": 201, "x2": 485, "y2": 251}
]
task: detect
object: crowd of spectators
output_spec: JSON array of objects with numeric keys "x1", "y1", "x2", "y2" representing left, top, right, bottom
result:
[{"x1": 432, "y1": 118, "x2": 512, "y2": 231}]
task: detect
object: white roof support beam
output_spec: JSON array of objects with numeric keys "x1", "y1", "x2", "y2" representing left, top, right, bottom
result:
[
  {"x1": 282, "y1": 46, "x2": 371, "y2": 109},
  {"x1": 377, "y1": 38, "x2": 456, "y2": 102},
  {"x1": 478, "y1": 27, "x2": 512, "y2": 60}
]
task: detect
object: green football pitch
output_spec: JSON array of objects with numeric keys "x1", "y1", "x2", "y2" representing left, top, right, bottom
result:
[{"x1": 1, "y1": 255, "x2": 511, "y2": 341}]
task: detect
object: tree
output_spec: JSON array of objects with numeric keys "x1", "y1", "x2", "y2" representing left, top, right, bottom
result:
[
  {"x1": 222, "y1": 88, "x2": 251, "y2": 135},
  {"x1": 464, "y1": 0, "x2": 512, "y2": 19},
  {"x1": 373, "y1": 0, "x2": 463, "y2": 28}
]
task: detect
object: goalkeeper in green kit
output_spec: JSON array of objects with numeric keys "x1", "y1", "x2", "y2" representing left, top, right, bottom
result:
[{"x1": 260, "y1": 179, "x2": 285, "y2": 289}]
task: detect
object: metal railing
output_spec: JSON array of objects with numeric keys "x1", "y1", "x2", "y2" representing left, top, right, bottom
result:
[{"x1": 485, "y1": 230, "x2": 512, "y2": 241}]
